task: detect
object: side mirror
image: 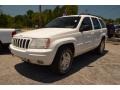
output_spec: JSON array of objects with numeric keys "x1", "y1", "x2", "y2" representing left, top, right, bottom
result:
[{"x1": 80, "y1": 25, "x2": 90, "y2": 32}]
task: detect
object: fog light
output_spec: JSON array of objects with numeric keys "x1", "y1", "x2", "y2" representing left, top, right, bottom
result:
[{"x1": 37, "y1": 60, "x2": 43, "y2": 64}]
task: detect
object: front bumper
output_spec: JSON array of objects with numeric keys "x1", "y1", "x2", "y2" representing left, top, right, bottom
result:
[{"x1": 10, "y1": 44, "x2": 56, "y2": 65}]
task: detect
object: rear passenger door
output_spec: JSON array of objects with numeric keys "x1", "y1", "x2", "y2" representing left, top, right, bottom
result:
[{"x1": 91, "y1": 17, "x2": 102, "y2": 47}]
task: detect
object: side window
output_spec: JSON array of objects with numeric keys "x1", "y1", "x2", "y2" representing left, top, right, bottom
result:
[
  {"x1": 92, "y1": 18, "x2": 101, "y2": 29},
  {"x1": 99, "y1": 19, "x2": 106, "y2": 28},
  {"x1": 80, "y1": 17, "x2": 92, "y2": 31}
]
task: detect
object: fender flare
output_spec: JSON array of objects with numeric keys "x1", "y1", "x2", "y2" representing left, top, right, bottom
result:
[{"x1": 51, "y1": 37, "x2": 77, "y2": 55}]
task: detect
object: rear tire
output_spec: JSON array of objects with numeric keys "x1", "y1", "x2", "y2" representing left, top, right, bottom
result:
[
  {"x1": 95, "y1": 39, "x2": 105, "y2": 55},
  {"x1": 0, "y1": 42, "x2": 3, "y2": 51},
  {"x1": 51, "y1": 46, "x2": 73, "y2": 74}
]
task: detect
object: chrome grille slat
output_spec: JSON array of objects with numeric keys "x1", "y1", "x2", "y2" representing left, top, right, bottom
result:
[
  {"x1": 12, "y1": 38, "x2": 30, "y2": 49},
  {"x1": 16, "y1": 39, "x2": 18, "y2": 46},
  {"x1": 13, "y1": 39, "x2": 14, "y2": 45},
  {"x1": 18, "y1": 39, "x2": 21, "y2": 47},
  {"x1": 24, "y1": 39, "x2": 27, "y2": 48},
  {"x1": 21, "y1": 39, "x2": 24, "y2": 48},
  {"x1": 23, "y1": 39, "x2": 26, "y2": 48},
  {"x1": 18, "y1": 39, "x2": 20, "y2": 47},
  {"x1": 26, "y1": 39, "x2": 30, "y2": 48},
  {"x1": 15, "y1": 39, "x2": 16, "y2": 46},
  {"x1": 20, "y1": 39, "x2": 22, "y2": 47}
]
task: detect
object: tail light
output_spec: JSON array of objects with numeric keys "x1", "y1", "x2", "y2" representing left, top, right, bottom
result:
[{"x1": 12, "y1": 31, "x2": 16, "y2": 37}]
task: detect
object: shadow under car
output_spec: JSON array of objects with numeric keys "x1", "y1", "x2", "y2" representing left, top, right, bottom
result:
[{"x1": 15, "y1": 50, "x2": 108, "y2": 83}]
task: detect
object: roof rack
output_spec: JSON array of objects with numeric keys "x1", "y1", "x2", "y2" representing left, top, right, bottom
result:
[{"x1": 79, "y1": 13, "x2": 104, "y2": 19}]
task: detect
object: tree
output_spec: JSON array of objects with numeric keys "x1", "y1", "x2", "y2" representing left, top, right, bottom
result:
[
  {"x1": 0, "y1": 5, "x2": 119, "y2": 29},
  {"x1": 6, "y1": 15, "x2": 14, "y2": 28},
  {"x1": 53, "y1": 5, "x2": 61, "y2": 18},
  {"x1": 26, "y1": 10, "x2": 34, "y2": 27},
  {"x1": 115, "y1": 18, "x2": 120, "y2": 24},
  {"x1": 32, "y1": 12, "x2": 41, "y2": 27},
  {"x1": 42, "y1": 9, "x2": 53, "y2": 25},
  {"x1": 27, "y1": 10, "x2": 34, "y2": 19},
  {"x1": 106, "y1": 19, "x2": 114, "y2": 24},
  {"x1": 61, "y1": 5, "x2": 78, "y2": 16},
  {"x1": 0, "y1": 14, "x2": 8, "y2": 28},
  {"x1": 14, "y1": 15, "x2": 27, "y2": 28}
]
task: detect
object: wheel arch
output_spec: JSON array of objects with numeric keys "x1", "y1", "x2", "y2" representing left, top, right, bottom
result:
[
  {"x1": 101, "y1": 36, "x2": 106, "y2": 41},
  {"x1": 52, "y1": 38, "x2": 77, "y2": 56},
  {"x1": 57, "y1": 43, "x2": 75, "y2": 55}
]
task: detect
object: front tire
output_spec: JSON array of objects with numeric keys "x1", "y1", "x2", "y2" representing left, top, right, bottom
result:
[{"x1": 51, "y1": 46, "x2": 73, "y2": 74}]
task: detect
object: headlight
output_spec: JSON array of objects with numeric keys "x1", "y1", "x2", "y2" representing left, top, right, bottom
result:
[{"x1": 29, "y1": 38, "x2": 50, "y2": 49}]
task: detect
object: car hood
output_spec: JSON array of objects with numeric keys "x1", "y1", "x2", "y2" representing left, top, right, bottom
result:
[{"x1": 14, "y1": 28, "x2": 75, "y2": 38}]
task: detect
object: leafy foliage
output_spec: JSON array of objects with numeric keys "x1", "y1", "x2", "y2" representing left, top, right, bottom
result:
[{"x1": 0, "y1": 5, "x2": 120, "y2": 29}]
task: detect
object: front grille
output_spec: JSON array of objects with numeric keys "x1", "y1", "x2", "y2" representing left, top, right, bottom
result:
[{"x1": 12, "y1": 38, "x2": 30, "y2": 49}]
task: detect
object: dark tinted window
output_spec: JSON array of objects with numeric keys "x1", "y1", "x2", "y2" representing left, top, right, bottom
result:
[
  {"x1": 115, "y1": 25, "x2": 120, "y2": 29},
  {"x1": 107, "y1": 24, "x2": 115, "y2": 30},
  {"x1": 45, "y1": 17, "x2": 80, "y2": 28},
  {"x1": 99, "y1": 19, "x2": 106, "y2": 28},
  {"x1": 80, "y1": 17, "x2": 92, "y2": 31},
  {"x1": 92, "y1": 18, "x2": 101, "y2": 29}
]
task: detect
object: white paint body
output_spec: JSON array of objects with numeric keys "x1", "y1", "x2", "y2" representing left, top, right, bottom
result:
[
  {"x1": 0, "y1": 28, "x2": 19, "y2": 44},
  {"x1": 10, "y1": 15, "x2": 107, "y2": 65}
]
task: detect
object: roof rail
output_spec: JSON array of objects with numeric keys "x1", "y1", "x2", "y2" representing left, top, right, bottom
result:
[{"x1": 79, "y1": 13, "x2": 101, "y2": 18}]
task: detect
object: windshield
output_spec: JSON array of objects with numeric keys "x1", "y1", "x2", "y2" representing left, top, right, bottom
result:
[{"x1": 45, "y1": 17, "x2": 80, "y2": 28}]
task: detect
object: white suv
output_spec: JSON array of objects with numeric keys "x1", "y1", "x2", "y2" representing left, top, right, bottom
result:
[{"x1": 10, "y1": 14, "x2": 107, "y2": 74}]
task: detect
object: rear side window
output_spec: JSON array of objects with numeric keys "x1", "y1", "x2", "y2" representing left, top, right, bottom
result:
[
  {"x1": 99, "y1": 19, "x2": 106, "y2": 28},
  {"x1": 92, "y1": 18, "x2": 101, "y2": 29},
  {"x1": 80, "y1": 17, "x2": 92, "y2": 31}
]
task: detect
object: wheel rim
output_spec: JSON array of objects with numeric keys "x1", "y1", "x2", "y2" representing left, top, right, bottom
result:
[
  {"x1": 100, "y1": 40, "x2": 105, "y2": 53},
  {"x1": 60, "y1": 51, "x2": 71, "y2": 72}
]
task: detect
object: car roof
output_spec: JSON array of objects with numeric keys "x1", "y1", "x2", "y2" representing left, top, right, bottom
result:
[{"x1": 62, "y1": 14, "x2": 101, "y2": 19}]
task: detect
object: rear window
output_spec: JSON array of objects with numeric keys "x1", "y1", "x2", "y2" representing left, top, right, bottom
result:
[
  {"x1": 92, "y1": 18, "x2": 101, "y2": 29},
  {"x1": 99, "y1": 19, "x2": 106, "y2": 28}
]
